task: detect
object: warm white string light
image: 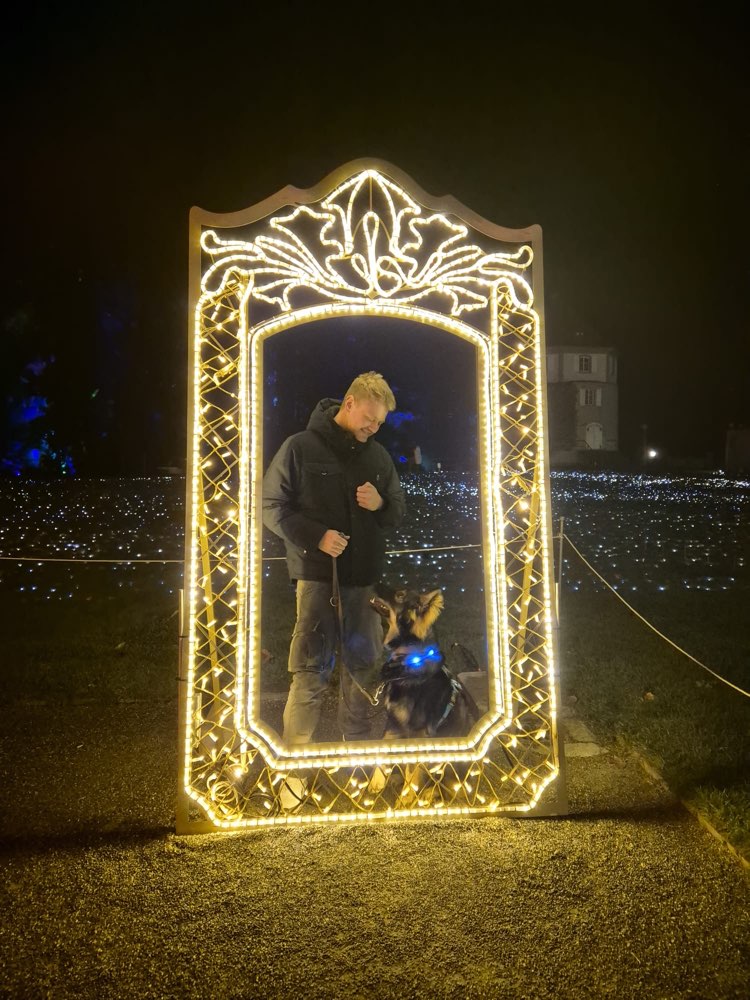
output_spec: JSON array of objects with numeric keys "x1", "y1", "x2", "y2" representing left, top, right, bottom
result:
[{"x1": 182, "y1": 165, "x2": 561, "y2": 829}]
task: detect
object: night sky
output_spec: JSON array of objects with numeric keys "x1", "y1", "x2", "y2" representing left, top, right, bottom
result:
[{"x1": 2, "y1": 5, "x2": 748, "y2": 473}]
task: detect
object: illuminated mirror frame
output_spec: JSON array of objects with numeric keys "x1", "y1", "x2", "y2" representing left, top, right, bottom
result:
[{"x1": 177, "y1": 160, "x2": 567, "y2": 831}]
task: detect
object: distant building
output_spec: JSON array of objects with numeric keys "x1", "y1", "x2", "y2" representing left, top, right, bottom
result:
[
  {"x1": 725, "y1": 426, "x2": 750, "y2": 475},
  {"x1": 546, "y1": 346, "x2": 618, "y2": 465}
]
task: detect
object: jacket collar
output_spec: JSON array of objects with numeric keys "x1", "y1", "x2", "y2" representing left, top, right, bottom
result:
[{"x1": 308, "y1": 398, "x2": 368, "y2": 460}]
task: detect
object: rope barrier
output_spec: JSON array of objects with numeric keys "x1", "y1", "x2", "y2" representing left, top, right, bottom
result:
[
  {"x1": 0, "y1": 542, "x2": 485, "y2": 565},
  {"x1": 0, "y1": 555, "x2": 182, "y2": 564},
  {"x1": 3, "y1": 536, "x2": 747, "y2": 699},
  {"x1": 562, "y1": 533, "x2": 750, "y2": 699}
]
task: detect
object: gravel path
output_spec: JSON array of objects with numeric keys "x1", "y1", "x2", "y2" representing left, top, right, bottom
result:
[{"x1": 0, "y1": 703, "x2": 747, "y2": 999}]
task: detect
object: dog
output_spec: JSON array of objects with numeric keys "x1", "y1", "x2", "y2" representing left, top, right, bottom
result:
[
  {"x1": 368, "y1": 586, "x2": 479, "y2": 805},
  {"x1": 370, "y1": 587, "x2": 477, "y2": 739}
]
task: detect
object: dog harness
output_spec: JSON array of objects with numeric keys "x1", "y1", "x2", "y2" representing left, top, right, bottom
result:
[
  {"x1": 380, "y1": 651, "x2": 463, "y2": 734},
  {"x1": 330, "y1": 559, "x2": 465, "y2": 722}
]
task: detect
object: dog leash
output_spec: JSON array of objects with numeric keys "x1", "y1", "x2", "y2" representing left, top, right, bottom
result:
[
  {"x1": 330, "y1": 557, "x2": 387, "y2": 709},
  {"x1": 433, "y1": 668, "x2": 463, "y2": 733}
]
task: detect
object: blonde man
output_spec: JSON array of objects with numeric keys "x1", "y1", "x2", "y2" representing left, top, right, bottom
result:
[{"x1": 263, "y1": 373, "x2": 405, "y2": 756}]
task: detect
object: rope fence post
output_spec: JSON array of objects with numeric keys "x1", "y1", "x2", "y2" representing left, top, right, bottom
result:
[{"x1": 556, "y1": 515, "x2": 565, "y2": 623}]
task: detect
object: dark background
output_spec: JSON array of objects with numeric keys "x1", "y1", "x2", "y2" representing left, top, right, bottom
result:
[{"x1": 2, "y1": 3, "x2": 748, "y2": 474}]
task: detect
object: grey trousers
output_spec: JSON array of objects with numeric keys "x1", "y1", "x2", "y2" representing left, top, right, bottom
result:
[{"x1": 282, "y1": 580, "x2": 383, "y2": 745}]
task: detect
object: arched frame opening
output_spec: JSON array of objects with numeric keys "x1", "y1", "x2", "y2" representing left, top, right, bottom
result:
[{"x1": 178, "y1": 161, "x2": 567, "y2": 830}]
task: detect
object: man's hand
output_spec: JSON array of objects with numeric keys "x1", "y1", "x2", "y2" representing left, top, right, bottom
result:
[
  {"x1": 318, "y1": 529, "x2": 349, "y2": 557},
  {"x1": 356, "y1": 482, "x2": 383, "y2": 511}
]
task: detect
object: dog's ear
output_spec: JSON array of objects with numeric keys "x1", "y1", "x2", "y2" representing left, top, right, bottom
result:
[
  {"x1": 374, "y1": 583, "x2": 404, "y2": 606},
  {"x1": 420, "y1": 590, "x2": 444, "y2": 619},
  {"x1": 412, "y1": 589, "x2": 444, "y2": 638}
]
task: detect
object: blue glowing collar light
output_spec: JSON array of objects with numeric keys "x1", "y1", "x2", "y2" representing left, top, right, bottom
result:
[{"x1": 404, "y1": 646, "x2": 440, "y2": 668}]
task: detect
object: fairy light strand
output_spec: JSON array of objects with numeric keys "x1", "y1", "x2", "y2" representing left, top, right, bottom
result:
[{"x1": 182, "y1": 165, "x2": 560, "y2": 827}]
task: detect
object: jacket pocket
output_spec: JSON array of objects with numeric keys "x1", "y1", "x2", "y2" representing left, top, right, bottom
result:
[
  {"x1": 302, "y1": 462, "x2": 345, "y2": 513},
  {"x1": 303, "y1": 462, "x2": 341, "y2": 477},
  {"x1": 288, "y1": 622, "x2": 334, "y2": 674}
]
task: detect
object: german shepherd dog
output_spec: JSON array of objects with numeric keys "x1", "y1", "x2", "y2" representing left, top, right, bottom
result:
[
  {"x1": 370, "y1": 588, "x2": 477, "y2": 738},
  {"x1": 368, "y1": 587, "x2": 479, "y2": 804}
]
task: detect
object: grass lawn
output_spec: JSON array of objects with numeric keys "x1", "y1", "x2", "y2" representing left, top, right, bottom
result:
[
  {"x1": 0, "y1": 566, "x2": 180, "y2": 705},
  {"x1": 560, "y1": 584, "x2": 750, "y2": 859},
  {"x1": 1, "y1": 472, "x2": 748, "y2": 858},
  {"x1": 3, "y1": 557, "x2": 746, "y2": 857}
]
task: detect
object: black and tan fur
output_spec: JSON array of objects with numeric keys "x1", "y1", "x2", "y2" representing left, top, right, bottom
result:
[
  {"x1": 370, "y1": 588, "x2": 476, "y2": 739},
  {"x1": 368, "y1": 587, "x2": 478, "y2": 804}
]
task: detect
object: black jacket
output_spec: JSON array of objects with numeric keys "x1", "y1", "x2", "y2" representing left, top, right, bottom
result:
[{"x1": 262, "y1": 398, "x2": 405, "y2": 585}]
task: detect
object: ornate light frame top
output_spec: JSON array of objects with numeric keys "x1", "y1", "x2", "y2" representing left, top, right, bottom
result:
[{"x1": 178, "y1": 159, "x2": 567, "y2": 832}]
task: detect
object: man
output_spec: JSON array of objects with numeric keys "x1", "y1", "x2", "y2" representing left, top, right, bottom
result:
[{"x1": 263, "y1": 372, "x2": 405, "y2": 748}]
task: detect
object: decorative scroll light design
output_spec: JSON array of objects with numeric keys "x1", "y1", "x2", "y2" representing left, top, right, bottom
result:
[
  {"x1": 200, "y1": 170, "x2": 532, "y2": 318},
  {"x1": 181, "y1": 166, "x2": 562, "y2": 830}
]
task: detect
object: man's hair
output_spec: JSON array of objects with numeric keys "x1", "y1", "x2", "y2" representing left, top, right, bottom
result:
[{"x1": 344, "y1": 371, "x2": 396, "y2": 412}]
